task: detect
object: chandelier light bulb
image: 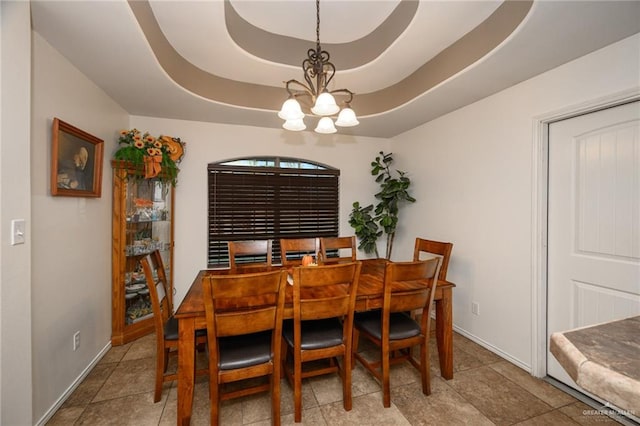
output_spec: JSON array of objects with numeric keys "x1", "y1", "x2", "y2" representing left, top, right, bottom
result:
[
  {"x1": 335, "y1": 107, "x2": 359, "y2": 127},
  {"x1": 314, "y1": 117, "x2": 337, "y2": 134},
  {"x1": 311, "y1": 92, "x2": 340, "y2": 116},
  {"x1": 283, "y1": 118, "x2": 306, "y2": 131},
  {"x1": 278, "y1": 98, "x2": 304, "y2": 120}
]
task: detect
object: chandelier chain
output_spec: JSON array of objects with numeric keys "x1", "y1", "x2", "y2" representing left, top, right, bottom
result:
[{"x1": 316, "y1": 0, "x2": 321, "y2": 50}]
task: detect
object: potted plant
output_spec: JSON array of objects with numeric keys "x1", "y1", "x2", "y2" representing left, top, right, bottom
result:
[{"x1": 349, "y1": 151, "x2": 415, "y2": 259}]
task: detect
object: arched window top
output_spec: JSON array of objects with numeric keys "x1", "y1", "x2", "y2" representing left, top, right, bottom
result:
[{"x1": 211, "y1": 156, "x2": 336, "y2": 171}]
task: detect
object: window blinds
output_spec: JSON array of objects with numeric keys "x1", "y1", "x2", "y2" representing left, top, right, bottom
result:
[{"x1": 208, "y1": 164, "x2": 339, "y2": 267}]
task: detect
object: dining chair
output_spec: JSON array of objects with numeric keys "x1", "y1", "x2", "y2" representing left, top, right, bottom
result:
[
  {"x1": 412, "y1": 238, "x2": 454, "y2": 330},
  {"x1": 413, "y1": 237, "x2": 453, "y2": 281},
  {"x1": 319, "y1": 236, "x2": 357, "y2": 264},
  {"x1": 228, "y1": 239, "x2": 272, "y2": 272},
  {"x1": 140, "y1": 250, "x2": 208, "y2": 403},
  {"x1": 280, "y1": 237, "x2": 319, "y2": 266},
  {"x1": 282, "y1": 261, "x2": 362, "y2": 422},
  {"x1": 352, "y1": 258, "x2": 442, "y2": 407},
  {"x1": 202, "y1": 269, "x2": 288, "y2": 426}
]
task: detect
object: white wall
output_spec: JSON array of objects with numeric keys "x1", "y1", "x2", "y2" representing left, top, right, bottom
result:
[
  {"x1": 392, "y1": 33, "x2": 640, "y2": 369},
  {"x1": 30, "y1": 33, "x2": 128, "y2": 423},
  {"x1": 1, "y1": 2, "x2": 33, "y2": 424},
  {"x1": 129, "y1": 116, "x2": 389, "y2": 304}
]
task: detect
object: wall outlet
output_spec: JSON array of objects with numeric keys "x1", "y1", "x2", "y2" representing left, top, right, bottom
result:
[
  {"x1": 73, "y1": 331, "x2": 80, "y2": 351},
  {"x1": 471, "y1": 302, "x2": 480, "y2": 316}
]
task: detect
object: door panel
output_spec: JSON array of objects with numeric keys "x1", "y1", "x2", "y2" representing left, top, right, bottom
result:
[{"x1": 547, "y1": 101, "x2": 640, "y2": 389}]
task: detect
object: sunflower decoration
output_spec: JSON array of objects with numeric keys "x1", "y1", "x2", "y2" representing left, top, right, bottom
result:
[{"x1": 114, "y1": 129, "x2": 182, "y2": 185}]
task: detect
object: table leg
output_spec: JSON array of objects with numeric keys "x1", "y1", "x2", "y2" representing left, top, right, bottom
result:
[
  {"x1": 177, "y1": 317, "x2": 196, "y2": 426},
  {"x1": 435, "y1": 287, "x2": 453, "y2": 380}
]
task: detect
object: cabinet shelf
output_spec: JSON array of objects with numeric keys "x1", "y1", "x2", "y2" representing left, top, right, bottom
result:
[
  {"x1": 111, "y1": 161, "x2": 175, "y2": 345},
  {"x1": 130, "y1": 312, "x2": 154, "y2": 324},
  {"x1": 125, "y1": 241, "x2": 169, "y2": 257},
  {"x1": 126, "y1": 218, "x2": 169, "y2": 224}
]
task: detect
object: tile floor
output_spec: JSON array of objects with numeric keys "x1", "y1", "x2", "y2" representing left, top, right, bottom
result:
[{"x1": 46, "y1": 332, "x2": 624, "y2": 425}]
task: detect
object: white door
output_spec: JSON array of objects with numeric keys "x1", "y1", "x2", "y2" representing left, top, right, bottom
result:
[{"x1": 547, "y1": 101, "x2": 640, "y2": 390}]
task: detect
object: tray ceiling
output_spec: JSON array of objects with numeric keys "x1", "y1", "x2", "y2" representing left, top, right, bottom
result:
[{"x1": 31, "y1": 0, "x2": 640, "y2": 137}]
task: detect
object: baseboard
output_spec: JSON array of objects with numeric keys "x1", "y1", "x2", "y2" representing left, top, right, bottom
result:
[
  {"x1": 452, "y1": 325, "x2": 532, "y2": 372},
  {"x1": 35, "y1": 341, "x2": 112, "y2": 426}
]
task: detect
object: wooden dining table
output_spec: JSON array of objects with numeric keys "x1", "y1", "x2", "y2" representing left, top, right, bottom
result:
[{"x1": 174, "y1": 258, "x2": 456, "y2": 425}]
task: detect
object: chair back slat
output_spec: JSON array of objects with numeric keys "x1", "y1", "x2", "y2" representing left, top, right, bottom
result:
[
  {"x1": 292, "y1": 262, "x2": 361, "y2": 320},
  {"x1": 228, "y1": 240, "x2": 272, "y2": 272},
  {"x1": 215, "y1": 306, "x2": 280, "y2": 336},
  {"x1": 300, "y1": 297, "x2": 351, "y2": 321},
  {"x1": 319, "y1": 236, "x2": 356, "y2": 264},
  {"x1": 413, "y1": 238, "x2": 453, "y2": 281},
  {"x1": 280, "y1": 238, "x2": 319, "y2": 266},
  {"x1": 388, "y1": 291, "x2": 429, "y2": 313},
  {"x1": 384, "y1": 259, "x2": 441, "y2": 314},
  {"x1": 203, "y1": 270, "x2": 287, "y2": 340}
]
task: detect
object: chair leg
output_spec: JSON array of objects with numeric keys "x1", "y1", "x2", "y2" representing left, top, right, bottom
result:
[
  {"x1": 351, "y1": 329, "x2": 359, "y2": 370},
  {"x1": 343, "y1": 354, "x2": 353, "y2": 411},
  {"x1": 210, "y1": 375, "x2": 220, "y2": 426},
  {"x1": 382, "y1": 346, "x2": 391, "y2": 408},
  {"x1": 271, "y1": 373, "x2": 281, "y2": 426},
  {"x1": 280, "y1": 339, "x2": 288, "y2": 379},
  {"x1": 154, "y1": 350, "x2": 164, "y2": 403},
  {"x1": 421, "y1": 342, "x2": 431, "y2": 396},
  {"x1": 294, "y1": 353, "x2": 303, "y2": 423}
]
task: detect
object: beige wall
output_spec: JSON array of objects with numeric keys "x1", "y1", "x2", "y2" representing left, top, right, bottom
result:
[
  {"x1": 30, "y1": 33, "x2": 128, "y2": 423},
  {"x1": 392, "y1": 33, "x2": 640, "y2": 370}
]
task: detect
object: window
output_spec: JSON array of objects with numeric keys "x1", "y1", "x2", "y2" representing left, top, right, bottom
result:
[{"x1": 208, "y1": 157, "x2": 339, "y2": 267}]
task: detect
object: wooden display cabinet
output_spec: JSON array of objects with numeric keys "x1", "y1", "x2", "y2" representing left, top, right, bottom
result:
[{"x1": 111, "y1": 161, "x2": 175, "y2": 345}]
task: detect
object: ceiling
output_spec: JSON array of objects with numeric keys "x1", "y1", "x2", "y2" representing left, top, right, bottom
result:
[{"x1": 31, "y1": 0, "x2": 640, "y2": 138}]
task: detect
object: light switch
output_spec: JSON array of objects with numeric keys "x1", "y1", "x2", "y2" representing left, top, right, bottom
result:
[{"x1": 11, "y1": 219, "x2": 25, "y2": 245}]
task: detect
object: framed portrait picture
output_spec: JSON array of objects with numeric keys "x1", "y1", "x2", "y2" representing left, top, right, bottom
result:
[{"x1": 51, "y1": 118, "x2": 104, "y2": 197}]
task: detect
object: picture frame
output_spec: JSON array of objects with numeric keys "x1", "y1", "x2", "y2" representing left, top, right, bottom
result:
[{"x1": 51, "y1": 118, "x2": 104, "y2": 197}]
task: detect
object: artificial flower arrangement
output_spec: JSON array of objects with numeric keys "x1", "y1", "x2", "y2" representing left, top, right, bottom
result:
[{"x1": 114, "y1": 129, "x2": 185, "y2": 186}]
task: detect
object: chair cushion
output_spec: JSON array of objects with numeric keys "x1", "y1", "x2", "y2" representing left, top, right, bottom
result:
[
  {"x1": 354, "y1": 310, "x2": 421, "y2": 340},
  {"x1": 282, "y1": 318, "x2": 344, "y2": 350},
  {"x1": 218, "y1": 331, "x2": 272, "y2": 370},
  {"x1": 164, "y1": 317, "x2": 180, "y2": 340},
  {"x1": 163, "y1": 317, "x2": 207, "y2": 341}
]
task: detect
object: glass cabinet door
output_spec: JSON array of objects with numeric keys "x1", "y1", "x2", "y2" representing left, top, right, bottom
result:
[{"x1": 123, "y1": 179, "x2": 171, "y2": 325}]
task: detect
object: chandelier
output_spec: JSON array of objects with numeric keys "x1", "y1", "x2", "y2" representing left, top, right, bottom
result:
[{"x1": 278, "y1": 0, "x2": 359, "y2": 134}]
